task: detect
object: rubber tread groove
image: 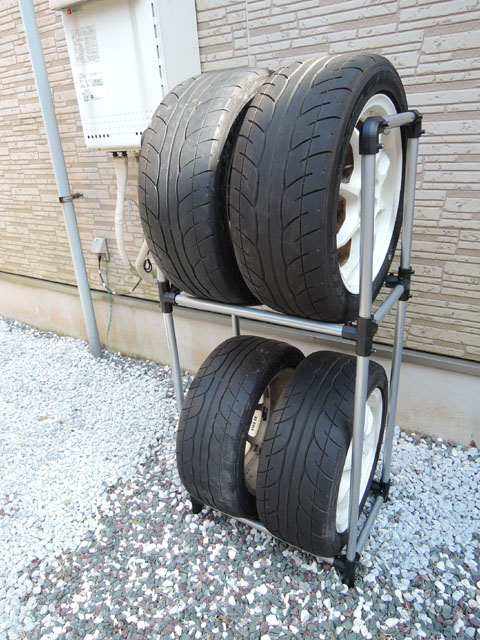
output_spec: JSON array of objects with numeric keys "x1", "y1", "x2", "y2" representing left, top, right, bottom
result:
[
  {"x1": 256, "y1": 350, "x2": 388, "y2": 557},
  {"x1": 229, "y1": 53, "x2": 407, "y2": 322},
  {"x1": 176, "y1": 335, "x2": 304, "y2": 519}
]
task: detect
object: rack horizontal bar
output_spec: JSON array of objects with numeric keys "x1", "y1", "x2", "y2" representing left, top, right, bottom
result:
[
  {"x1": 167, "y1": 292, "x2": 349, "y2": 339},
  {"x1": 383, "y1": 110, "x2": 417, "y2": 130},
  {"x1": 209, "y1": 507, "x2": 336, "y2": 565},
  {"x1": 374, "y1": 284, "x2": 405, "y2": 324}
]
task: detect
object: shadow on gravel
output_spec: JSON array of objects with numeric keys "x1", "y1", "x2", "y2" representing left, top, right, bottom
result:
[{"x1": 21, "y1": 437, "x2": 480, "y2": 640}]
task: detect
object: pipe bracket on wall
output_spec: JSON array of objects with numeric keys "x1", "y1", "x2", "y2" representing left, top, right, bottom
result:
[{"x1": 59, "y1": 193, "x2": 83, "y2": 203}]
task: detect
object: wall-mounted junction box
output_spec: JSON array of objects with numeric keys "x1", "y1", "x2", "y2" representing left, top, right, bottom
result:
[
  {"x1": 50, "y1": 0, "x2": 201, "y2": 151},
  {"x1": 90, "y1": 236, "x2": 109, "y2": 260}
]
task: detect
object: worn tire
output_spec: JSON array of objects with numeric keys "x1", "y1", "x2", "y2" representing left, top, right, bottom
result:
[
  {"x1": 229, "y1": 53, "x2": 407, "y2": 321},
  {"x1": 256, "y1": 351, "x2": 387, "y2": 557},
  {"x1": 176, "y1": 336, "x2": 304, "y2": 519},
  {"x1": 139, "y1": 68, "x2": 270, "y2": 304}
]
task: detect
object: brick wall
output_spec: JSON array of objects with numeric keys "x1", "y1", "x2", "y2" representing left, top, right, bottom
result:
[{"x1": 0, "y1": 0, "x2": 479, "y2": 361}]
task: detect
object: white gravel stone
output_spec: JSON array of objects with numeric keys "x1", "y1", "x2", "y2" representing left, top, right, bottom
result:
[
  {"x1": 0, "y1": 319, "x2": 182, "y2": 639},
  {"x1": 300, "y1": 610, "x2": 310, "y2": 623},
  {"x1": 1, "y1": 319, "x2": 479, "y2": 640}
]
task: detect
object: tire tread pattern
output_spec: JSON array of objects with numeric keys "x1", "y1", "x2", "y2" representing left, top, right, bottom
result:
[
  {"x1": 139, "y1": 69, "x2": 269, "y2": 304},
  {"x1": 177, "y1": 335, "x2": 304, "y2": 518},
  {"x1": 229, "y1": 54, "x2": 407, "y2": 321},
  {"x1": 256, "y1": 350, "x2": 387, "y2": 557}
]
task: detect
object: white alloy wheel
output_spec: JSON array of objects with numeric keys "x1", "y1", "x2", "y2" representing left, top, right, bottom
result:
[
  {"x1": 244, "y1": 370, "x2": 292, "y2": 495},
  {"x1": 336, "y1": 387, "x2": 383, "y2": 533},
  {"x1": 337, "y1": 94, "x2": 403, "y2": 294}
]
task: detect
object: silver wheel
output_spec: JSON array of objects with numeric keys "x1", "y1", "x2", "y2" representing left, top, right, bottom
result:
[
  {"x1": 244, "y1": 370, "x2": 293, "y2": 495},
  {"x1": 336, "y1": 387, "x2": 383, "y2": 533},
  {"x1": 337, "y1": 94, "x2": 403, "y2": 294}
]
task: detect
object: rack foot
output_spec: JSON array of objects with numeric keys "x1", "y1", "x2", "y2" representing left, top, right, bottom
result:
[
  {"x1": 190, "y1": 497, "x2": 204, "y2": 514},
  {"x1": 334, "y1": 553, "x2": 359, "y2": 587},
  {"x1": 371, "y1": 479, "x2": 391, "y2": 501}
]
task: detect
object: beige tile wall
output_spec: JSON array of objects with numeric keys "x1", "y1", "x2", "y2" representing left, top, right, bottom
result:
[{"x1": 0, "y1": 0, "x2": 479, "y2": 362}]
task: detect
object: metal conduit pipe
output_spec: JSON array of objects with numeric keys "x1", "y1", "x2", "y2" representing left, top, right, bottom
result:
[{"x1": 19, "y1": 0, "x2": 101, "y2": 358}]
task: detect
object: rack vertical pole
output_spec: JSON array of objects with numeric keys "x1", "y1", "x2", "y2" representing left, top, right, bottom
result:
[
  {"x1": 381, "y1": 135, "x2": 420, "y2": 484},
  {"x1": 232, "y1": 315, "x2": 241, "y2": 336},
  {"x1": 158, "y1": 277, "x2": 184, "y2": 413},
  {"x1": 345, "y1": 150, "x2": 377, "y2": 570}
]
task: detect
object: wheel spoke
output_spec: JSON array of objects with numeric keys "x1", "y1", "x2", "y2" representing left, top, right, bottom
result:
[
  {"x1": 364, "y1": 406, "x2": 374, "y2": 438},
  {"x1": 343, "y1": 448, "x2": 352, "y2": 473},
  {"x1": 351, "y1": 126, "x2": 360, "y2": 154},
  {"x1": 337, "y1": 212, "x2": 359, "y2": 249},
  {"x1": 339, "y1": 177, "x2": 361, "y2": 201},
  {"x1": 377, "y1": 148, "x2": 391, "y2": 178},
  {"x1": 339, "y1": 229, "x2": 361, "y2": 282},
  {"x1": 337, "y1": 481, "x2": 350, "y2": 506},
  {"x1": 338, "y1": 94, "x2": 403, "y2": 295}
]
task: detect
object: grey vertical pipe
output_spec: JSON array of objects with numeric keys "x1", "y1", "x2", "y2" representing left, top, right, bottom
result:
[
  {"x1": 381, "y1": 300, "x2": 407, "y2": 483},
  {"x1": 346, "y1": 153, "x2": 377, "y2": 563},
  {"x1": 19, "y1": 0, "x2": 101, "y2": 357},
  {"x1": 358, "y1": 154, "x2": 377, "y2": 318},
  {"x1": 399, "y1": 137, "x2": 420, "y2": 270},
  {"x1": 163, "y1": 311, "x2": 184, "y2": 413},
  {"x1": 232, "y1": 315, "x2": 240, "y2": 337},
  {"x1": 382, "y1": 136, "x2": 420, "y2": 483}
]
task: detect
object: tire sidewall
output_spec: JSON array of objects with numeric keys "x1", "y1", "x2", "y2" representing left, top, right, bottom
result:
[
  {"x1": 323, "y1": 61, "x2": 408, "y2": 319},
  {"x1": 176, "y1": 336, "x2": 303, "y2": 519},
  {"x1": 230, "y1": 355, "x2": 298, "y2": 515},
  {"x1": 328, "y1": 362, "x2": 388, "y2": 551}
]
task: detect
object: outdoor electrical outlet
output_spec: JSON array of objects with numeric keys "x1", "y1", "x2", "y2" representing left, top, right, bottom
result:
[{"x1": 91, "y1": 237, "x2": 109, "y2": 261}]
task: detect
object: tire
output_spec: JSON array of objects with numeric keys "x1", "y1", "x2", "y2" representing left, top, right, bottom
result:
[
  {"x1": 138, "y1": 68, "x2": 270, "y2": 304},
  {"x1": 229, "y1": 53, "x2": 407, "y2": 322},
  {"x1": 256, "y1": 351, "x2": 387, "y2": 557},
  {"x1": 176, "y1": 336, "x2": 304, "y2": 519}
]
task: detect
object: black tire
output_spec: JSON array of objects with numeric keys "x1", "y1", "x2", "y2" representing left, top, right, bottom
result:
[
  {"x1": 176, "y1": 336, "x2": 304, "y2": 519},
  {"x1": 139, "y1": 68, "x2": 270, "y2": 304},
  {"x1": 256, "y1": 351, "x2": 387, "y2": 557},
  {"x1": 229, "y1": 54, "x2": 407, "y2": 322}
]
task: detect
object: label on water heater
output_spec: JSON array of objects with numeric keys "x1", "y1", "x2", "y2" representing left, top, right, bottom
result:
[
  {"x1": 72, "y1": 24, "x2": 100, "y2": 65},
  {"x1": 72, "y1": 24, "x2": 105, "y2": 102}
]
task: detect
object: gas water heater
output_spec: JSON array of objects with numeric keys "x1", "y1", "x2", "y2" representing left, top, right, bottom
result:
[{"x1": 49, "y1": 0, "x2": 201, "y2": 151}]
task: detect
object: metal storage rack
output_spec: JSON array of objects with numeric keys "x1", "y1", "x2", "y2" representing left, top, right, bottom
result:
[{"x1": 156, "y1": 109, "x2": 423, "y2": 586}]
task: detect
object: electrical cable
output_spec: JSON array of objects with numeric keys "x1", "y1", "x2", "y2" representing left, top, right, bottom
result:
[
  {"x1": 97, "y1": 255, "x2": 142, "y2": 351},
  {"x1": 104, "y1": 259, "x2": 113, "y2": 352},
  {"x1": 125, "y1": 198, "x2": 142, "y2": 226},
  {"x1": 97, "y1": 255, "x2": 142, "y2": 296}
]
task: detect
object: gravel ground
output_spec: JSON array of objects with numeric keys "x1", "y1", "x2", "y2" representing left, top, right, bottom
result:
[{"x1": 0, "y1": 318, "x2": 479, "y2": 640}]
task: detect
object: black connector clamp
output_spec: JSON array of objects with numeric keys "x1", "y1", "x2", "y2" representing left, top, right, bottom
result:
[
  {"x1": 371, "y1": 479, "x2": 391, "y2": 502},
  {"x1": 386, "y1": 266, "x2": 415, "y2": 301},
  {"x1": 355, "y1": 315, "x2": 378, "y2": 356},
  {"x1": 158, "y1": 280, "x2": 174, "y2": 314},
  {"x1": 359, "y1": 116, "x2": 388, "y2": 155},
  {"x1": 406, "y1": 109, "x2": 424, "y2": 139}
]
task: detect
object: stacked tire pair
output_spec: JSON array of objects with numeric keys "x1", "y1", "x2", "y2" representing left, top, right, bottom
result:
[
  {"x1": 139, "y1": 54, "x2": 407, "y2": 322},
  {"x1": 139, "y1": 53, "x2": 405, "y2": 556},
  {"x1": 177, "y1": 336, "x2": 388, "y2": 557}
]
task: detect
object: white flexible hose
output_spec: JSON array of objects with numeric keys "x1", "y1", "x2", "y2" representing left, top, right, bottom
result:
[
  {"x1": 112, "y1": 152, "x2": 158, "y2": 284},
  {"x1": 113, "y1": 153, "x2": 131, "y2": 267}
]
